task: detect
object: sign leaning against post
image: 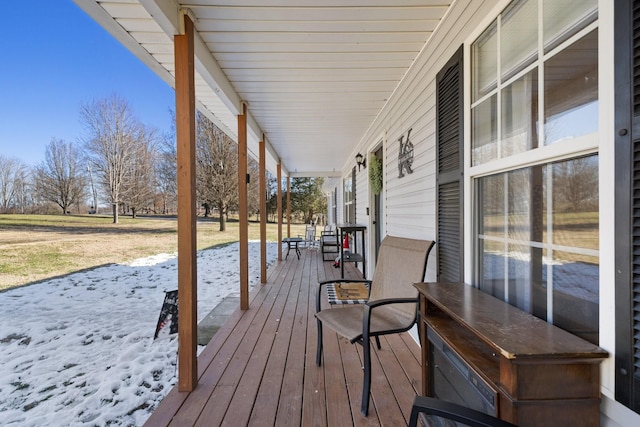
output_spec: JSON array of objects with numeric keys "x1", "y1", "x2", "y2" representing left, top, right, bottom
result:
[{"x1": 154, "y1": 290, "x2": 178, "y2": 340}]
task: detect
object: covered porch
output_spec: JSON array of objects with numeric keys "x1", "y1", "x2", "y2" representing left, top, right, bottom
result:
[{"x1": 145, "y1": 248, "x2": 422, "y2": 426}]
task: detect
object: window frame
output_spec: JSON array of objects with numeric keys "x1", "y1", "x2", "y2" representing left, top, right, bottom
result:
[{"x1": 466, "y1": 0, "x2": 600, "y2": 336}]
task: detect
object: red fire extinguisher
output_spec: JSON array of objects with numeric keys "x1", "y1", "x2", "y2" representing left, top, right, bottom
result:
[
  {"x1": 342, "y1": 234, "x2": 350, "y2": 259},
  {"x1": 334, "y1": 234, "x2": 351, "y2": 268}
]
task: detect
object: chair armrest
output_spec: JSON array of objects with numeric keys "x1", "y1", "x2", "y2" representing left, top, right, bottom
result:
[
  {"x1": 409, "y1": 396, "x2": 516, "y2": 427},
  {"x1": 365, "y1": 297, "x2": 418, "y2": 308},
  {"x1": 361, "y1": 297, "x2": 419, "y2": 342}
]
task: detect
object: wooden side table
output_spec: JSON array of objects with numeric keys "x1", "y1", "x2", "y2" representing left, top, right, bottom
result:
[{"x1": 414, "y1": 282, "x2": 608, "y2": 427}]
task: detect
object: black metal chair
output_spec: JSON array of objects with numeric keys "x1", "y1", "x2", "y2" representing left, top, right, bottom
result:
[
  {"x1": 315, "y1": 236, "x2": 435, "y2": 416},
  {"x1": 319, "y1": 224, "x2": 339, "y2": 260},
  {"x1": 409, "y1": 396, "x2": 517, "y2": 427}
]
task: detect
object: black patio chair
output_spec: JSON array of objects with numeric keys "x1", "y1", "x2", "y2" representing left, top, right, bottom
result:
[{"x1": 315, "y1": 236, "x2": 435, "y2": 416}]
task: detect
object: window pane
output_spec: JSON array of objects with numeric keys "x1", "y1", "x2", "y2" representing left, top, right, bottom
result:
[
  {"x1": 543, "y1": 0, "x2": 597, "y2": 52},
  {"x1": 471, "y1": 95, "x2": 497, "y2": 165},
  {"x1": 501, "y1": 69, "x2": 539, "y2": 157},
  {"x1": 472, "y1": 20, "x2": 498, "y2": 102},
  {"x1": 479, "y1": 174, "x2": 505, "y2": 238},
  {"x1": 548, "y1": 156, "x2": 599, "y2": 344},
  {"x1": 507, "y1": 168, "x2": 532, "y2": 241},
  {"x1": 501, "y1": 0, "x2": 538, "y2": 80},
  {"x1": 477, "y1": 175, "x2": 505, "y2": 299},
  {"x1": 479, "y1": 241, "x2": 506, "y2": 301},
  {"x1": 507, "y1": 243, "x2": 533, "y2": 312},
  {"x1": 544, "y1": 30, "x2": 598, "y2": 145},
  {"x1": 551, "y1": 156, "x2": 599, "y2": 250},
  {"x1": 552, "y1": 252, "x2": 599, "y2": 344}
]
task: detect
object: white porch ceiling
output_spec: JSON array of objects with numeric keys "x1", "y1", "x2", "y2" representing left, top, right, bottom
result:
[{"x1": 73, "y1": 0, "x2": 453, "y2": 178}]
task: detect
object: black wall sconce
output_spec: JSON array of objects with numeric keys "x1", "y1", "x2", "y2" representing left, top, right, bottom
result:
[{"x1": 355, "y1": 152, "x2": 366, "y2": 171}]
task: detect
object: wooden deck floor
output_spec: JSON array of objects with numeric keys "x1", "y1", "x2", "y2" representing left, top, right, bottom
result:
[{"x1": 144, "y1": 247, "x2": 422, "y2": 426}]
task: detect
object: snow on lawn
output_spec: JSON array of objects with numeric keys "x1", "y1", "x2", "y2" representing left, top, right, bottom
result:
[{"x1": 0, "y1": 241, "x2": 278, "y2": 427}]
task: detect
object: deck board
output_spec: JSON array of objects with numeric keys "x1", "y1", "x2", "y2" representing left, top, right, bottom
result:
[
  {"x1": 144, "y1": 248, "x2": 421, "y2": 427},
  {"x1": 270, "y1": 246, "x2": 312, "y2": 427}
]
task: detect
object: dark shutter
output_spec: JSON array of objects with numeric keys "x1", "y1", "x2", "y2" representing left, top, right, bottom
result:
[
  {"x1": 436, "y1": 46, "x2": 464, "y2": 282},
  {"x1": 615, "y1": 0, "x2": 640, "y2": 413},
  {"x1": 632, "y1": 140, "x2": 640, "y2": 412},
  {"x1": 634, "y1": 0, "x2": 640, "y2": 115}
]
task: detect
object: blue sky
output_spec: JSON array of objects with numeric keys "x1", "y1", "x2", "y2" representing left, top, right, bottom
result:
[{"x1": 0, "y1": 1, "x2": 175, "y2": 166}]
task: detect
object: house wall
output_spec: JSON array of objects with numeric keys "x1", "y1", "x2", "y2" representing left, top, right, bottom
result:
[
  {"x1": 339, "y1": 0, "x2": 638, "y2": 425},
  {"x1": 347, "y1": 0, "x2": 498, "y2": 286},
  {"x1": 355, "y1": 165, "x2": 368, "y2": 226}
]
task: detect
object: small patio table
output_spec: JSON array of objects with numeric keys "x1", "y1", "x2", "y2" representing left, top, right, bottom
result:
[{"x1": 283, "y1": 237, "x2": 303, "y2": 259}]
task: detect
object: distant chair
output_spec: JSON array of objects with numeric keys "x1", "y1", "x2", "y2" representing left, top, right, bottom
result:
[
  {"x1": 315, "y1": 236, "x2": 435, "y2": 415},
  {"x1": 320, "y1": 224, "x2": 339, "y2": 261},
  {"x1": 304, "y1": 224, "x2": 317, "y2": 249}
]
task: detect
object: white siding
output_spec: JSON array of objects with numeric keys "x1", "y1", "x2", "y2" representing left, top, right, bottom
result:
[
  {"x1": 338, "y1": 1, "x2": 639, "y2": 425},
  {"x1": 343, "y1": 0, "x2": 497, "y2": 282}
]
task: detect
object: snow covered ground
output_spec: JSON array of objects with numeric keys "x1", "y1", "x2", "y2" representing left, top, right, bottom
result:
[{"x1": 0, "y1": 241, "x2": 277, "y2": 427}]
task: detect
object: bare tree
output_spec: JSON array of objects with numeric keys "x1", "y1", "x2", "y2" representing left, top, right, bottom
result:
[
  {"x1": 121, "y1": 127, "x2": 158, "y2": 218},
  {"x1": 154, "y1": 114, "x2": 178, "y2": 215},
  {"x1": 80, "y1": 94, "x2": 144, "y2": 223},
  {"x1": 553, "y1": 156, "x2": 598, "y2": 212},
  {"x1": 32, "y1": 139, "x2": 86, "y2": 214},
  {"x1": 247, "y1": 157, "x2": 261, "y2": 220},
  {"x1": 15, "y1": 171, "x2": 34, "y2": 214},
  {"x1": 196, "y1": 112, "x2": 238, "y2": 231},
  {"x1": 266, "y1": 173, "x2": 279, "y2": 222},
  {"x1": 156, "y1": 140, "x2": 177, "y2": 215},
  {"x1": 0, "y1": 155, "x2": 29, "y2": 213}
]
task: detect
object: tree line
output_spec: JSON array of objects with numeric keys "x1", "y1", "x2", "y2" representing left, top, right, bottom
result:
[{"x1": 0, "y1": 94, "x2": 327, "y2": 228}]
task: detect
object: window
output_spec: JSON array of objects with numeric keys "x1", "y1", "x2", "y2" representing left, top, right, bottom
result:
[
  {"x1": 471, "y1": 0, "x2": 599, "y2": 343},
  {"x1": 344, "y1": 167, "x2": 355, "y2": 224},
  {"x1": 332, "y1": 187, "x2": 337, "y2": 225}
]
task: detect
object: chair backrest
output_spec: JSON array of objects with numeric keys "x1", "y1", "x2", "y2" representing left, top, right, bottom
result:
[
  {"x1": 305, "y1": 225, "x2": 316, "y2": 242},
  {"x1": 368, "y1": 236, "x2": 435, "y2": 318}
]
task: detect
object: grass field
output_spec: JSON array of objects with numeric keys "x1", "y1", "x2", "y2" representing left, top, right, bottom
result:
[{"x1": 0, "y1": 214, "x2": 307, "y2": 291}]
